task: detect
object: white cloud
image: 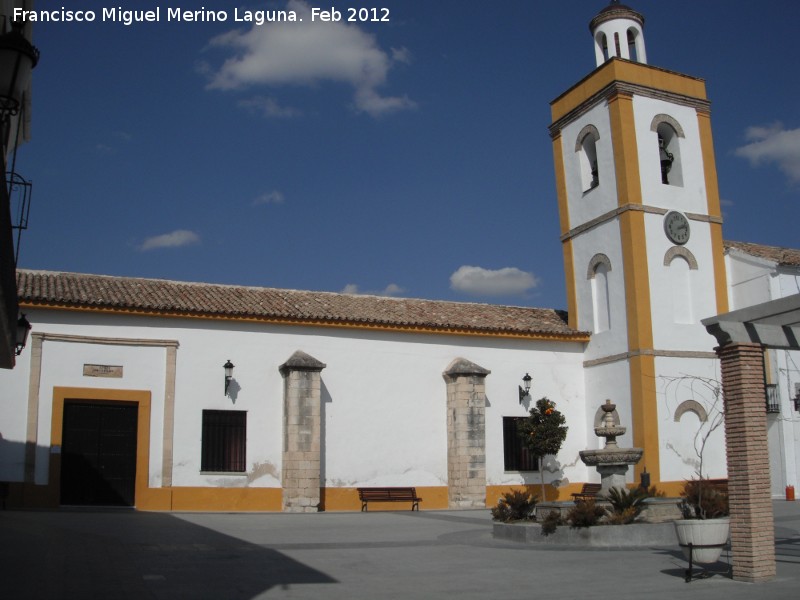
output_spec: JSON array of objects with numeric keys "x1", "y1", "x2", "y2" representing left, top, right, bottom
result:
[
  {"x1": 139, "y1": 230, "x2": 201, "y2": 251},
  {"x1": 449, "y1": 266, "x2": 539, "y2": 297},
  {"x1": 205, "y1": 0, "x2": 415, "y2": 117},
  {"x1": 381, "y1": 283, "x2": 405, "y2": 296},
  {"x1": 238, "y1": 96, "x2": 302, "y2": 119},
  {"x1": 734, "y1": 122, "x2": 800, "y2": 184},
  {"x1": 252, "y1": 190, "x2": 286, "y2": 206},
  {"x1": 341, "y1": 283, "x2": 406, "y2": 296}
]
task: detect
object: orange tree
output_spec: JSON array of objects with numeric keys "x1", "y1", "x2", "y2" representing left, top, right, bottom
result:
[{"x1": 518, "y1": 397, "x2": 568, "y2": 500}]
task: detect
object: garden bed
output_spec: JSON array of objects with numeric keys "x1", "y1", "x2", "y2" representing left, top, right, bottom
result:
[{"x1": 492, "y1": 520, "x2": 676, "y2": 547}]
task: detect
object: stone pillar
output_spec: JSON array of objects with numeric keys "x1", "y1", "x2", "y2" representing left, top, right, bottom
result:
[
  {"x1": 444, "y1": 358, "x2": 490, "y2": 509},
  {"x1": 279, "y1": 351, "x2": 326, "y2": 513},
  {"x1": 718, "y1": 342, "x2": 776, "y2": 582}
]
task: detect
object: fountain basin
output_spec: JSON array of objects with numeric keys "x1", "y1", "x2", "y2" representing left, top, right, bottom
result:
[{"x1": 579, "y1": 447, "x2": 643, "y2": 466}]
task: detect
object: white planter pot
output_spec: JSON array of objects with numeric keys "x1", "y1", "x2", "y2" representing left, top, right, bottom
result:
[{"x1": 673, "y1": 518, "x2": 730, "y2": 564}]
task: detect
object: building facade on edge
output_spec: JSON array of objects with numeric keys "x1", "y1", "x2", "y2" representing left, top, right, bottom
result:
[{"x1": 1, "y1": 2, "x2": 798, "y2": 511}]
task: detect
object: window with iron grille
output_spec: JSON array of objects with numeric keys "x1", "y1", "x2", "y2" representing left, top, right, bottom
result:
[
  {"x1": 766, "y1": 384, "x2": 780, "y2": 413},
  {"x1": 201, "y1": 410, "x2": 246, "y2": 472},
  {"x1": 503, "y1": 417, "x2": 539, "y2": 471}
]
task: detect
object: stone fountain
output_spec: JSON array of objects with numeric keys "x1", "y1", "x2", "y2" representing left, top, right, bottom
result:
[{"x1": 579, "y1": 399, "x2": 643, "y2": 496}]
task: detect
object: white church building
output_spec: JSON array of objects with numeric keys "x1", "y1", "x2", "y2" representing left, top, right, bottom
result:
[{"x1": 1, "y1": 2, "x2": 798, "y2": 512}]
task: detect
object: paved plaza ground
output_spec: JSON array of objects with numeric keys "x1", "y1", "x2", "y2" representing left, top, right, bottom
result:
[{"x1": 1, "y1": 501, "x2": 798, "y2": 599}]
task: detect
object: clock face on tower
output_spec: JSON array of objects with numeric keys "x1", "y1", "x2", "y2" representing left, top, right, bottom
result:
[{"x1": 664, "y1": 211, "x2": 691, "y2": 245}]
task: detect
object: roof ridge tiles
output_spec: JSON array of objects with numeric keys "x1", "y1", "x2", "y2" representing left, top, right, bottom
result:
[{"x1": 15, "y1": 269, "x2": 586, "y2": 339}]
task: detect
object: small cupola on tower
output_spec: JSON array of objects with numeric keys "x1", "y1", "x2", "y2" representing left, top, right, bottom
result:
[{"x1": 590, "y1": 1, "x2": 647, "y2": 67}]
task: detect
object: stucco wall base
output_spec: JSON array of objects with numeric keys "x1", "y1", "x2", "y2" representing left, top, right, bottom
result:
[
  {"x1": 321, "y1": 486, "x2": 449, "y2": 511},
  {"x1": 167, "y1": 487, "x2": 283, "y2": 512}
]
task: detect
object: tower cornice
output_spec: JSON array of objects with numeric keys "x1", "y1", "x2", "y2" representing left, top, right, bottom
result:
[{"x1": 550, "y1": 59, "x2": 708, "y2": 134}]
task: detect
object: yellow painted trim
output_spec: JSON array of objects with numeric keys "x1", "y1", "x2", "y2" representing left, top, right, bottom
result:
[
  {"x1": 551, "y1": 132, "x2": 571, "y2": 236},
  {"x1": 19, "y1": 302, "x2": 590, "y2": 343},
  {"x1": 608, "y1": 92, "x2": 643, "y2": 207},
  {"x1": 653, "y1": 480, "x2": 685, "y2": 499},
  {"x1": 710, "y1": 223, "x2": 729, "y2": 315},
  {"x1": 50, "y1": 387, "x2": 155, "y2": 508},
  {"x1": 562, "y1": 242, "x2": 578, "y2": 330},
  {"x1": 551, "y1": 59, "x2": 707, "y2": 122},
  {"x1": 551, "y1": 132, "x2": 579, "y2": 329},
  {"x1": 618, "y1": 213, "x2": 653, "y2": 350},
  {"x1": 168, "y1": 487, "x2": 282, "y2": 512},
  {"x1": 629, "y1": 355, "x2": 661, "y2": 483},
  {"x1": 697, "y1": 111, "x2": 729, "y2": 314}
]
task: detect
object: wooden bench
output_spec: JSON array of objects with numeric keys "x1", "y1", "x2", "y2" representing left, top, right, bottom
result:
[
  {"x1": 571, "y1": 483, "x2": 602, "y2": 502},
  {"x1": 357, "y1": 487, "x2": 422, "y2": 511}
]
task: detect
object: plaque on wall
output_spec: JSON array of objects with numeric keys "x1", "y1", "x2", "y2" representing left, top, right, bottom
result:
[{"x1": 83, "y1": 364, "x2": 123, "y2": 378}]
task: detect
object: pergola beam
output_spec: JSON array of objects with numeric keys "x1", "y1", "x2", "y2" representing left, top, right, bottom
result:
[{"x1": 702, "y1": 294, "x2": 800, "y2": 350}]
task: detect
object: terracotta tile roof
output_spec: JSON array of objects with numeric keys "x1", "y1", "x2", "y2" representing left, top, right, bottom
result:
[
  {"x1": 724, "y1": 240, "x2": 800, "y2": 267},
  {"x1": 17, "y1": 270, "x2": 587, "y2": 340}
]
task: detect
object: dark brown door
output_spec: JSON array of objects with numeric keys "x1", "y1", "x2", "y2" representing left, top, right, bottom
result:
[{"x1": 60, "y1": 401, "x2": 138, "y2": 506}]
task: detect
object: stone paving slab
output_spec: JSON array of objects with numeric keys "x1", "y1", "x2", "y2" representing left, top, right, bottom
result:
[{"x1": 0, "y1": 502, "x2": 798, "y2": 599}]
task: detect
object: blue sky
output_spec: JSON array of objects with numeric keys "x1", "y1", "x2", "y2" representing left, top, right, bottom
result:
[{"x1": 14, "y1": 0, "x2": 800, "y2": 311}]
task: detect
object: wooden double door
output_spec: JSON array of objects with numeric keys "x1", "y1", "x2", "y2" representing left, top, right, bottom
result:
[{"x1": 60, "y1": 401, "x2": 138, "y2": 506}]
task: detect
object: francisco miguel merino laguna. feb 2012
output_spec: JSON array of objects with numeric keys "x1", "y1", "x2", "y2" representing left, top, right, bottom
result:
[{"x1": 14, "y1": 5, "x2": 392, "y2": 26}]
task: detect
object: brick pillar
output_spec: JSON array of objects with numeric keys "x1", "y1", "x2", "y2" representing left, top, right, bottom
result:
[
  {"x1": 718, "y1": 342, "x2": 776, "y2": 582},
  {"x1": 280, "y1": 351, "x2": 326, "y2": 513},
  {"x1": 444, "y1": 358, "x2": 490, "y2": 509}
]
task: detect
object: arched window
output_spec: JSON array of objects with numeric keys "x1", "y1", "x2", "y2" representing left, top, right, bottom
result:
[
  {"x1": 588, "y1": 254, "x2": 612, "y2": 333},
  {"x1": 576, "y1": 125, "x2": 601, "y2": 192},
  {"x1": 627, "y1": 29, "x2": 639, "y2": 62},
  {"x1": 651, "y1": 115, "x2": 685, "y2": 186},
  {"x1": 664, "y1": 247, "x2": 698, "y2": 324},
  {"x1": 597, "y1": 32, "x2": 610, "y2": 62}
]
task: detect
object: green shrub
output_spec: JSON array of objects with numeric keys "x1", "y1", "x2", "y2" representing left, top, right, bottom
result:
[
  {"x1": 540, "y1": 510, "x2": 562, "y2": 536},
  {"x1": 567, "y1": 499, "x2": 606, "y2": 528},
  {"x1": 491, "y1": 489, "x2": 537, "y2": 522},
  {"x1": 680, "y1": 479, "x2": 729, "y2": 519},
  {"x1": 605, "y1": 487, "x2": 648, "y2": 524}
]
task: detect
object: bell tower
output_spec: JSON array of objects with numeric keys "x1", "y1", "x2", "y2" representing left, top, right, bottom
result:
[{"x1": 549, "y1": 2, "x2": 729, "y2": 489}]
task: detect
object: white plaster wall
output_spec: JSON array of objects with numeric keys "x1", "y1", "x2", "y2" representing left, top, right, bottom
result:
[
  {"x1": 560, "y1": 103, "x2": 618, "y2": 226},
  {"x1": 0, "y1": 335, "x2": 31, "y2": 480},
  {"x1": 655, "y1": 356, "x2": 727, "y2": 482},
  {"x1": 0, "y1": 307, "x2": 589, "y2": 494},
  {"x1": 645, "y1": 212, "x2": 720, "y2": 350},
  {"x1": 769, "y1": 348, "x2": 800, "y2": 495},
  {"x1": 582, "y1": 360, "x2": 639, "y2": 486},
  {"x1": 571, "y1": 221, "x2": 629, "y2": 360},
  {"x1": 485, "y1": 343, "x2": 587, "y2": 488},
  {"x1": 726, "y1": 252, "x2": 773, "y2": 309},
  {"x1": 592, "y1": 18, "x2": 646, "y2": 65},
  {"x1": 778, "y1": 269, "x2": 800, "y2": 298},
  {"x1": 632, "y1": 97, "x2": 708, "y2": 215}
]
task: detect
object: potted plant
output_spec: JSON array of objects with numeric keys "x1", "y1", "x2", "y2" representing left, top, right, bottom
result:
[
  {"x1": 661, "y1": 373, "x2": 730, "y2": 566},
  {"x1": 673, "y1": 478, "x2": 730, "y2": 564},
  {"x1": 517, "y1": 397, "x2": 568, "y2": 501}
]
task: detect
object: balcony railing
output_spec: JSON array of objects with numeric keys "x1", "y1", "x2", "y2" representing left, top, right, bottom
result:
[{"x1": 766, "y1": 384, "x2": 780, "y2": 413}]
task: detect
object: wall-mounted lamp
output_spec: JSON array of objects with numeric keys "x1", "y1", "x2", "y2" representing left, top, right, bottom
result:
[
  {"x1": 223, "y1": 360, "x2": 235, "y2": 396},
  {"x1": 519, "y1": 372, "x2": 532, "y2": 404},
  {"x1": 0, "y1": 19, "x2": 40, "y2": 119},
  {"x1": 14, "y1": 313, "x2": 30, "y2": 356},
  {"x1": 794, "y1": 387, "x2": 800, "y2": 413}
]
